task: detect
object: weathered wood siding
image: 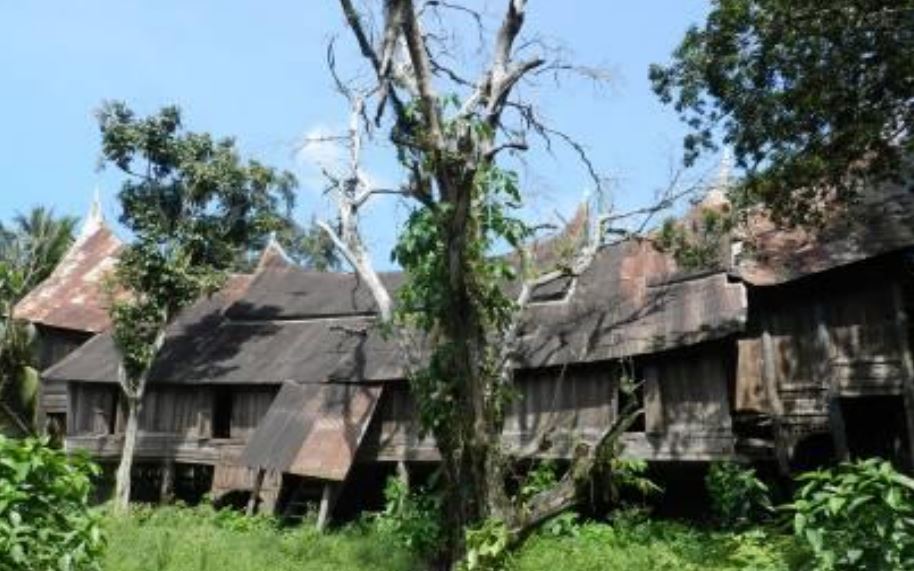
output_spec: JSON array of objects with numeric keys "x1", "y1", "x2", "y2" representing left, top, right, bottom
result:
[
  {"x1": 643, "y1": 346, "x2": 732, "y2": 434},
  {"x1": 363, "y1": 365, "x2": 618, "y2": 462},
  {"x1": 36, "y1": 326, "x2": 93, "y2": 416},
  {"x1": 68, "y1": 384, "x2": 277, "y2": 450},
  {"x1": 364, "y1": 355, "x2": 735, "y2": 462},
  {"x1": 736, "y1": 277, "x2": 910, "y2": 417},
  {"x1": 69, "y1": 383, "x2": 118, "y2": 435}
]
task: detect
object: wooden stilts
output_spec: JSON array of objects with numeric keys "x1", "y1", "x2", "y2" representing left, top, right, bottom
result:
[
  {"x1": 316, "y1": 483, "x2": 337, "y2": 531},
  {"x1": 396, "y1": 461, "x2": 410, "y2": 489},
  {"x1": 160, "y1": 459, "x2": 175, "y2": 504},
  {"x1": 246, "y1": 468, "x2": 266, "y2": 516}
]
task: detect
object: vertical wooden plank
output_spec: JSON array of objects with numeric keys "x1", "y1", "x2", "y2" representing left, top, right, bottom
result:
[
  {"x1": 762, "y1": 316, "x2": 789, "y2": 474},
  {"x1": 816, "y1": 302, "x2": 848, "y2": 460},
  {"x1": 643, "y1": 364, "x2": 662, "y2": 434},
  {"x1": 891, "y1": 283, "x2": 914, "y2": 469}
]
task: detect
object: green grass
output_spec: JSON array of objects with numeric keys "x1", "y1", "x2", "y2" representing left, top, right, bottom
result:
[
  {"x1": 102, "y1": 505, "x2": 806, "y2": 571},
  {"x1": 102, "y1": 504, "x2": 419, "y2": 571}
]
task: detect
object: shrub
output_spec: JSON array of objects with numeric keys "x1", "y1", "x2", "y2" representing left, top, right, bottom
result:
[
  {"x1": 463, "y1": 517, "x2": 510, "y2": 570},
  {"x1": 788, "y1": 458, "x2": 914, "y2": 570},
  {"x1": 706, "y1": 461, "x2": 772, "y2": 527},
  {"x1": 373, "y1": 476, "x2": 443, "y2": 558},
  {"x1": 0, "y1": 436, "x2": 105, "y2": 570}
]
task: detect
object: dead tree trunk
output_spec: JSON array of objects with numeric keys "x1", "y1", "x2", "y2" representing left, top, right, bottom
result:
[{"x1": 327, "y1": 1, "x2": 676, "y2": 566}]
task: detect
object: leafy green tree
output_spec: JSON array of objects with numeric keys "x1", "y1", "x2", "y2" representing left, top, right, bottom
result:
[
  {"x1": 0, "y1": 436, "x2": 105, "y2": 571},
  {"x1": 0, "y1": 208, "x2": 77, "y2": 434},
  {"x1": 0, "y1": 207, "x2": 78, "y2": 289},
  {"x1": 651, "y1": 0, "x2": 914, "y2": 224},
  {"x1": 97, "y1": 102, "x2": 295, "y2": 512}
]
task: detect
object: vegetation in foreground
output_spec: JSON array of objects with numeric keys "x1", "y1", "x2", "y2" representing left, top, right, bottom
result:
[{"x1": 101, "y1": 504, "x2": 804, "y2": 571}]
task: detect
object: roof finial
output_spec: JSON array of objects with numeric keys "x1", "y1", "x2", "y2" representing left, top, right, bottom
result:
[
  {"x1": 701, "y1": 149, "x2": 734, "y2": 209},
  {"x1": 77, "y1": 187, "x2": 105, "y2": 241},
  {"x1": 256, "y1": 231, "x2": 294, "y2": 271}
]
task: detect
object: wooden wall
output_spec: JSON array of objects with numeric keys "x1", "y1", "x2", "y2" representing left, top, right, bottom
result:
[
  {"x1": 364, "y1": 353, "x2": 736, "y2": 463},
  {"x1": 68, "y1": 383, "x2": 277, "y2": 443},
  {"x1": 736, "y1": 277, "x2": 911, "y2": 417},
  {"x1": 734, "y1": 261, "x2": 914, "y2": 470},
  {"x1": 36, "y1": 325, "x2": 93, "y2": 416}
]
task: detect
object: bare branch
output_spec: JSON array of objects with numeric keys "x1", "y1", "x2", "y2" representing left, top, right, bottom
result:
[{"x1": 399, "y1": 0, "x2": 444, "y2": 146}]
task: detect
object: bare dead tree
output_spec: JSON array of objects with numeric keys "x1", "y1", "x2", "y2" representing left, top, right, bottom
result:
[{"x1": 313, "y1": 1, "x2": 703, "y2": 565}]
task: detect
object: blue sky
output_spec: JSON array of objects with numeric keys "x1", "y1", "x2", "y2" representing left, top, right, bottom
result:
[{"x1": 0, "y1": 1, "x2": 711, "y2": 266}]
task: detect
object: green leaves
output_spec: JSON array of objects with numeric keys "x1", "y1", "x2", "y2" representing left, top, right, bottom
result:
[
  {"x1": 706, "y1": 461, "x2": 772, "y2": 528},
  {"x1": 0, "y1": 437, "x2": 105, "y2": 571},
  {"x1": 97, "y1": 103, "x2": 297, "y2": 383},
  {"x1": 374, "y1": 476, "x2": 444, "y2": 559},
  {"x1": 788, "y1": 459, "x2": 914, "y2": 570},
  {"x1": 653, "y1": 0, "x2": 914, "y2": 225}
]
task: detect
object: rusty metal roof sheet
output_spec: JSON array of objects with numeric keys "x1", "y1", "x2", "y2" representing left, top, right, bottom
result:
[
  {"x1": 240, "y1": 382, "x2": 382, "y2": 480},
  {"x1": 518, "y1": 239, "x2": 747, "y2": 367},
  {"x1": 13, "y1": 225, "x2": 123, "y2": 333},
  {"x1": 736, "y1": 182, "x2": 914, "y2": 286}
]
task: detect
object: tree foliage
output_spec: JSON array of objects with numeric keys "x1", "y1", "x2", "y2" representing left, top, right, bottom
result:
[
  {"x1": 0, "y1": 436, "x2": 105, "y2": 571},
  {"x1": 788, "y1": 459, "x2": 914, "y2": 570},
  {"x1": 98, "y1": 101, "x2": 296, "y2": 384},
  {"x1": 651, "y1": 0, "x2": 914, "y2": 224},
  {"x1": 97, "y1": 102, "x2": 296, "y2": 509}
]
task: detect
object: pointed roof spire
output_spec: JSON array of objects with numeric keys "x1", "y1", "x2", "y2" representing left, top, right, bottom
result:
[
  {"x1": 77, "y1": 187, "x2": 105, "y2": 241},
  {"x1": 256, "y1": 231, "x2": 294, "y2": 271},
  {"x1": 701, "y1": 149, "x2": 734, "y2": 210}
]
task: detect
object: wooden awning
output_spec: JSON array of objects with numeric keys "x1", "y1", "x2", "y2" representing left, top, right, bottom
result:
[{"x1": 240, "y1": 382, "x2": 382, "y2": 481}]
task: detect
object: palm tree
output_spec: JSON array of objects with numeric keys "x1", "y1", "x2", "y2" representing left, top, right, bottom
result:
[
  {"x1": 0, "y1": 207, "x2": 78, "y2": 295},
  {"x1": 0, "y1": 208, "x2": 77, "y2": 434}
]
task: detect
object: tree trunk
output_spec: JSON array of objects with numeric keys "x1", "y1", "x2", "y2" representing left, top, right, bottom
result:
[{"x1": 113, "y1": 395, "x2": 140, "y2": 513}]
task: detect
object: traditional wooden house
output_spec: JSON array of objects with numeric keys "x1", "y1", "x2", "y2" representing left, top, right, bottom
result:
[
  {"x1": 13, "y1": 196, "x2": 122, "y2": 433},
  {"x1": 731, "y1": 182, "x2": 914, "y2": 473},
  {"x1": 35, "y1": 180, "x2": 914, "y2": 522}
]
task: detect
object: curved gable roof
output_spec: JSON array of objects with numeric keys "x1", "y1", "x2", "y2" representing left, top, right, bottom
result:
[{"x1": 14, "y1": 224, "x2": 123, "y2": 333}]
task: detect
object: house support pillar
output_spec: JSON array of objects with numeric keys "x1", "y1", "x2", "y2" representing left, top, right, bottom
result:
[
  {"x1": 246, "y1": 468, "x2": 266, "y2": 516},
  {"x1": 159, "y1": 459, "x2": 175, "y2": 504},
  {"x1": 316, "y1": 483, "x2": 338, "y2": 531},
  {"x1": 396, "y1": 461, "x2": 410, "y2": 489}
]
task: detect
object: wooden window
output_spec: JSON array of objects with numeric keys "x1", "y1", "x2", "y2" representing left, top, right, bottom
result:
[{"x1": 212, "y1": 388, "x2": 233, "y2": 439}]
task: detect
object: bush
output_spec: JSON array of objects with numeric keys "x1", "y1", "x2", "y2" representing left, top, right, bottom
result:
[
  {"x1": 706, "y1": 462, "x2": 772, "y2": 527},
  {"x1": 788, "y1": 458, "x2": 914, "y2": 570},
  {"x1": 509, "y1": 508, "x2": 801, "y2": 571},
  {"x1": 373, "y1": 476, "x2": 443, "y2": 558},
  {"x1": 0, "y1": 436, "x2": 105, "y2": 570}
]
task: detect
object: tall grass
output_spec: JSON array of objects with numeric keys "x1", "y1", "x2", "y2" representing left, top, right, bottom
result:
[
  {"x1": 102, "y1": 504, "x2": 419, "y2": 571},
  {"x1": 102, "y1": 504, "x2": 805, "y2": 571}
]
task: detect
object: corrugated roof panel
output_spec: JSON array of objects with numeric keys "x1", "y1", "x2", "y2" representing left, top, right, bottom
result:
[{"x1": 240, "y1": 382, "x2": 382, "y2": 480}]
